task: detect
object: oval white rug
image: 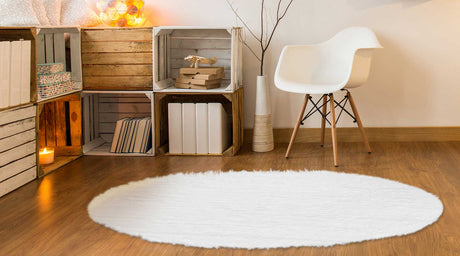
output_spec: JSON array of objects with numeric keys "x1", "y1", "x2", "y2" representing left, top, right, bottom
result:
[{"x1": 88, "y1": 170, "x2": 443, "y2": 249}]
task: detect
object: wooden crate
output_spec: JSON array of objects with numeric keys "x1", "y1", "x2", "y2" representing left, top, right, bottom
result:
[
  {"x1": 154, "y1": 87, "x2": 243, "y2": 156},
  {"x1": 0, "y1": 104, "x2": 37, "y2": 197},
  {"x1": 153, "y1": 27, "x2": 243, "y2": 93},
  {"x1": 82, "y1": 91, "x2": 154, "y2": 156},
  {"x1": 37, "y1": 93, "x2": 82, "y2": 176},
  {"x1": 0, "y1": 26, "x2": 82, "y2": 103},
  {"x1": 81, "y1": 27, "x2": 153, "y2": 90}
]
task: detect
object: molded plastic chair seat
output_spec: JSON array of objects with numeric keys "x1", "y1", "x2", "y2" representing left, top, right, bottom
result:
[{"x1": 274, "y1": 27, "x2": 382, "y2": 166}]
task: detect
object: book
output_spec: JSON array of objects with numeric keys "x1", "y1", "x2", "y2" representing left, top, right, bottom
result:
[
  {"x1": 168, "y1": 103, "x2": 183, "y2": 154},
  {"x1": 20, "y1": 40, "x2": 31, "y2": 104},
  {"x1": 116, "y1": 118, "x2": 130, "y2": 153},
  {"x1": 110, "y1": 117, "x2": 152, "y2": 154},
  {"x1": 182, "y1": 103, "x2": 196, "y2": 154},
  {"x1": 133, "y1": 118, "x2": 148, "y2": 153},
  {"x1": 174, "y1": 82, "x2": 221, "y2": 90},
  {"x1": 208, "y1": 103, "x2": 230, "y2": 154},
  {"x1": 195, "y1": 103, "x2": 209, "y2": 154},
  {"x1": 110, "y1": 118, "x2": 127, "y2": 153},
  {"x1": 9, "y1": 41, "x2": 22, "y2": 107},
  {"x1": 0, "y1": 41, "x2": 10, "y2": 108},
  {"x1": 179, "y1": 67, "x2": 224, "y2": 75}
]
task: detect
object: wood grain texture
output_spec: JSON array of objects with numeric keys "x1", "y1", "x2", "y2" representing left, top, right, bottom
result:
[
  {"x1": 81, "y1": 41, "x2": 152, "y2": 53},
  {"x1": 83, "y1": 76, "x2": 153, "y2": 90},
  {"x1": 82, "y1": 28, "x2": 152, "y2": 42},
  {"x1": 82, "y1": 52, "x2": 153, "y2": 65},
  {"x1": 0, "y1": 142, "x2": 459, "y2": 255},
  {"x1": 83, "y1": 64, "x2": 152, "y2": 76}
]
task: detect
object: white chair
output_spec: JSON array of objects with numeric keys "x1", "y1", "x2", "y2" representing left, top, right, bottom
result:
[{"x1": 274, "y1": 27, "x2": 382, "y2": 166}]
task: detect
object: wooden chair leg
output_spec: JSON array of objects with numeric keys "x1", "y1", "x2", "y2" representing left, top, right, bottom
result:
[
  {"x1": 347, "y1": 92, "x2": 372, "y2": 153},
  {"x1": 329, "y1": 94, "x2": 339, "y2": 167},
  {"x1": 285, "y1": 94, "x2": 309, "y2": 158},
  {"x1": 320, "y1": 94, "x2": 327, "y2": 147}
]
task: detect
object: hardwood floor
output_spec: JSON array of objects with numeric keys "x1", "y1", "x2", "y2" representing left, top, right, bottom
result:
[{"x1": 1, "y1": 142, "x2": 459, "y2": 255}]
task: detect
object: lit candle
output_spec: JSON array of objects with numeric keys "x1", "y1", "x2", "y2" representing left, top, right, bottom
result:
[{"x1": 39, "y1": 148, "x2": 55, "y2": 165}]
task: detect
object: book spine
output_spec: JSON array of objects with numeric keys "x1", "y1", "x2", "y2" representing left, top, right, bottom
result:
[
  {"x1": 9, "y1": 41, "x2": 22, "y2": 107},
  {"x1": 20, "y1": 40, "x2": 31, "y2": 104},
  {"x1": 182, "y1": 103, "x2": 196, "y2": 154},
  {"x1": 168, "y1": 103, "x2": 183, "y2": 154},
  {"x1": 0, "y1": 42, "x2": 10, "y2": 108},
  {"x1": 195, "y1": 103, "x2": 209, "y2": 154}
]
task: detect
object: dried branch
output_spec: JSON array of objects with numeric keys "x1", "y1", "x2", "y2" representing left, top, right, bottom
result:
[
  {"x1": 226, "y1": 0, "x2": 295, "y2": 76},
  {"x1": 225, "y1": 0, "x2": 261, "y2": 43}
]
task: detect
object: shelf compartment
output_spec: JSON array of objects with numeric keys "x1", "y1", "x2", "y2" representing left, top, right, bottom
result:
[
  {"x1": 154, "y1": 87, "x2": 243, "y2": 156},
  {"x1": 37, "y1": 93, "x2": 82, "y2": 177},
  {"x1": 153, "y1": 27, "x2": 243, "y2": 93},
  {"x1": 82, "y1": 91, "x2": 155, "y2": 156}
]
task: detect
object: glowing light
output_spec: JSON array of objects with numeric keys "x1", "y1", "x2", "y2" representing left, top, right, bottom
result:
[{"x1": 98, "y1": 0, "x2": 145, "y2": 27}]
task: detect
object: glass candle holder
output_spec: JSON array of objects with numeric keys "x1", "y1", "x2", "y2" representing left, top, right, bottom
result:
[{"x1": 97, "y1": 0, "x2": 145, "y2": 27}]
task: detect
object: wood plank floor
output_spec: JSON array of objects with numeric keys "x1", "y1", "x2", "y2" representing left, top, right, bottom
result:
[{"x1": 1, "y1": 142, "x2": 459, "y2": 255}]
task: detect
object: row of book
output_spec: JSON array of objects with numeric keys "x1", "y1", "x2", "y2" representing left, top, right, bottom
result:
[
  {"x1": 110, "y1": 117, "x2": 152, "y2": 153},
  {"x1": 168, "y1": 103, "x2": 231, "y2": 154},
  {"x1": 0, "y1": 40, "x2": 31, "y2": 109}
]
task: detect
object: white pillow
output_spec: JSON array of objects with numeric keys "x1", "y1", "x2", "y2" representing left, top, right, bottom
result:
[
  {"x1": 32, "y1": 0, "x2": 51, "y2": 25},
  {"x1": 0, "y1": 1, "x2": 40, "y2": 26},
  {"x1": 61, "y1": 0, "x2": 101, "y2": 27},
  {"x1": 43, "y1": 0, "x2": 61, "y2": 26}
]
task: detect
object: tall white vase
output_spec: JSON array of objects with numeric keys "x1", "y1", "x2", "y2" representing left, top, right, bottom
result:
[{"x1": 252, "y1": 76, "x2": 274, "y2": 152}]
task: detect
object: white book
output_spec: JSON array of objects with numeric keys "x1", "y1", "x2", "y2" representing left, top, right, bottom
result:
[
  {"x1": 195, "y1": 103, "x2": 209, "y2": 154},
  {"x1": 208, "y1": 103, "x2": 230, "y2": 154},
  {"x1": 182, "y1": 103, "x2": 196, "y2": 154},
  {"x1": 0, "y1": 41, "x2": 10, "y2": 108},
  {"x1": 168, "y1": 103, "x2": 183, "y2": 154},
  {"x1": 20, "y1": 40, "x2": 31, "y2": 104},
  {"x1": 9, "y1": 41, "x2": 22, "y2": 107}
]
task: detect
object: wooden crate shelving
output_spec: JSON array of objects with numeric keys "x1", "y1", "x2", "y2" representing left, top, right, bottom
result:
[
  {"x1": 153, "y1": 27, "x2": 243, "y2": 93},
  {"x1": 154, "y1": 88, "x2": 243, "y2": 156},
  {"x1": 82, "y1": 91, "x2": 154, "y2": 156},
  {"x1": 0, "y1": 104, "x2": 37, "y2": 197},
  {"x1": 37, "y1": 93, "x2": 82, "y2": 177},
  {"x1": 81, "y1": 27, "x2": 153, "y2": 91}
]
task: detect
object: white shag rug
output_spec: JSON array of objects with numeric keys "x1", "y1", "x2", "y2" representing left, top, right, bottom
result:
[{"x1": 88, "y1": 170, "x2": 443, "y2": 249}]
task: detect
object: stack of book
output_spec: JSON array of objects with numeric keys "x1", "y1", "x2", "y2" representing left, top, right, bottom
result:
[
  {"x1": 174, "y1": 67, "x2": 224, "y2": 90},
  {"x1": 37, "y1": 63, "x2": 75, "y2": 100},
  {"x1": 0, "y1": 40, "x2": 31, "y2": 109},
  {"x1": 110, "y1": 117, "x2": 152, "y2": 153},
  {"x1": 168, "y1": 103, "x2": 230, "y2": 154}
]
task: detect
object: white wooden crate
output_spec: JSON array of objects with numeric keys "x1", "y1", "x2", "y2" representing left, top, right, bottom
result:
[
  {"x1": 81, "y1": 91, "x2": 154, "y2": 156},
  {"x1": 36, "y1": 26, "x2": 82, "y2": 102},
  {"x1": 153, "y1": 27, "x2": 243, "y2": 92},
  {"x1": 0, "y1": 104, "x2": 37, "y2": 197}
]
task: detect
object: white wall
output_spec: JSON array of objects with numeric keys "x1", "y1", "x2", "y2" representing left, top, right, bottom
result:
[{"x1": 89, "y1": 0, "x2": 460, "y2": 128}]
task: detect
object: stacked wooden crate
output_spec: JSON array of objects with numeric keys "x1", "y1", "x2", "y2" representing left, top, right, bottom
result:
[
  {"x1": 0, "y1": 105, "x2": 37, "y2": 197},
  {"x1": 81, "y1": 27, "x2": 153, "y2": 90}
]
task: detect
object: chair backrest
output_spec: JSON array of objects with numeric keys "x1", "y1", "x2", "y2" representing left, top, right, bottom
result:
[{"x1": 275, "y1": 27, "x2": 381, "y2": 91}]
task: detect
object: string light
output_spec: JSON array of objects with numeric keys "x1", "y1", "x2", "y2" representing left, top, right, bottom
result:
[{"x1": 97, "y1": 0, "x2": 145, "y2": 27}]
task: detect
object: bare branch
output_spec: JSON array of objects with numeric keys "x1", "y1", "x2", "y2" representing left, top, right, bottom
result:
[
  {"x1": 260, "y1": 0, "x2": 265, "y2": 49},
  {"x1": 238, "y1": 32, "x2": 261, "y2": 62},
  {"x1": 263, "y1": 0, "x2": 294, "y2": 51},
  {"x1": 225, "y1": 0, "x2": 261, "y2": 43}
]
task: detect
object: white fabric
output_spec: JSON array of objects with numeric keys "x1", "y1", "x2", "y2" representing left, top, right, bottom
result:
[
  {"x1": 0, "y1": 1, "x2": 40, "y2": 26},
  {"x1": 61, "y1": 0, "x2": 100, "y2": 26},
  {"x1": 88, "y1": 170, "x2": 443, "y2": 249},
  {"x1": 43, "y1": 0, "x2": 61, "y2": 25},
  {"x1": 32, "y1": 0, "x2": 51, "y2": 25}
]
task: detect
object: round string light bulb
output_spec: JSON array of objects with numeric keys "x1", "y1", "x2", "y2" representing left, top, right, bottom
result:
[{"x1": 98, "y1": 0, "x2": 145, "y2": 27}]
